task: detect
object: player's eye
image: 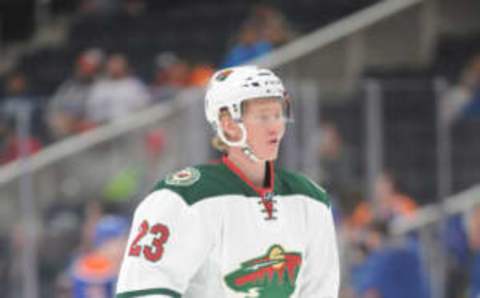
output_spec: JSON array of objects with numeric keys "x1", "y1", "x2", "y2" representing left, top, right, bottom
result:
[
  {"x1": 258, "y1": 114, "x2": 270, "y2": 122},
  {"x1": 248, "y1": 113, "x2": 286, "y2": 124}
]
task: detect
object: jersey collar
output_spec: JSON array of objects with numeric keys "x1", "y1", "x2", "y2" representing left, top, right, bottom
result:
[{"x1": 222, "y1": 155, "x2": 274, "y2": 198}]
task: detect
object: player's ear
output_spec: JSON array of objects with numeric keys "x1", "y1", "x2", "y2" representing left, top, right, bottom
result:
[{"x1": 219, "y1": 110, "x2": 242, "y2": 141}]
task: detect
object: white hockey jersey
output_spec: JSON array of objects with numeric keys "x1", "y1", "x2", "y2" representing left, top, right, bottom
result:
[{"x1": 116, "y1": 156, "x2": 339, "y2": 298}]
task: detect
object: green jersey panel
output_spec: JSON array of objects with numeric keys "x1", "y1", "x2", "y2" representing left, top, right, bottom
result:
[{"x1": 153, "y1": 163, "x2": 330, "y2": 208}]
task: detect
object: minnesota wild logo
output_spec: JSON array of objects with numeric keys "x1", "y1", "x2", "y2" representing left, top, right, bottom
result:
[
  {"x1": 225, "y1": 245, "x2": 302, "y2": 298},
  {"x1": 216, "y1": 69, "x2": 234, "y2": 81},
  {"x1": 165, "y1": 167, "x2": 200, "y2": 186}
]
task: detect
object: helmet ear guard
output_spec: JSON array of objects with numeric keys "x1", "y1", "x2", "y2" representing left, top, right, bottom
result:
[{"x1": 216, "y1": 121, "x2": 248, "y2": 148}]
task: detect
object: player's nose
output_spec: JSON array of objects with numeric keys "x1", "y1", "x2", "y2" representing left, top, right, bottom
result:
[{"x1": 267, "y1": 121, "x2": 284, "y2": 135}]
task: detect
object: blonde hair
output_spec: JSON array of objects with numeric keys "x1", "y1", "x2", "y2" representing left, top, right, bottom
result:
[{"x1": 211, "y1": 136, "x2": 229, "y2": 152}]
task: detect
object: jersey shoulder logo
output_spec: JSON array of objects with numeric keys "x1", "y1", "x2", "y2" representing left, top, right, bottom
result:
[
  {"x1": 165, "y1": 167, "x2": 201, "y2": 187},
  {"x1": 225, "y1": 245, "x2": 302, "y2": 298}
]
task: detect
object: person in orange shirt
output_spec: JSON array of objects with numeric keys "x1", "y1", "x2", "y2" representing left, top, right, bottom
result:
[
  {"x1": 189, "y1": 64, "x2": 215, "y2": 87},
  {"x1": 349, "y1": 172, "x2": 417, "y2": 229},
  {"x1": 70, "y1": 215, "x2": 129, "y2": 298}
]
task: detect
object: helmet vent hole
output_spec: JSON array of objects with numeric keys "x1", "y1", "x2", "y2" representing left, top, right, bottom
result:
[{"x1": 251, "y1": 82, "x2": 260, "y2": 87}]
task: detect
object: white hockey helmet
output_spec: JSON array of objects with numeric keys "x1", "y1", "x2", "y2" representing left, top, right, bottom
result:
[{"x1": 204, "y1": 65, "x2": 290, "y2": 161}]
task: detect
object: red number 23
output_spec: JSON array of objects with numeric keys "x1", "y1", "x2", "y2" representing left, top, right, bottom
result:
[{"x1": 128, "y1": 220, "x2": 170, "y2": 262}]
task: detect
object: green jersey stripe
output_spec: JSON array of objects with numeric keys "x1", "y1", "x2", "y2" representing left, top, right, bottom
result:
[
  {"x1": 116, "y1": 288, "x2": 181, "y2": 298},
  {"x1": 153, "y1": 162, "x2": 330, "y2": 208}
]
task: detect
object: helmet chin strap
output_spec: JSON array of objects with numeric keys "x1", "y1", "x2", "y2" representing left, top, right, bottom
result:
[
  {"x1": 241, "y1": 146, "x2": 260, "y2": 163},
  {"x1": 217, "y1": 123, "x2": 263, "y2": 163}
]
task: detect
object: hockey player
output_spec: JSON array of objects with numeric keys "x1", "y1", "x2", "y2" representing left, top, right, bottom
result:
[{"x1": 116, "y1": 65, "x2": 339, "y2": 297}]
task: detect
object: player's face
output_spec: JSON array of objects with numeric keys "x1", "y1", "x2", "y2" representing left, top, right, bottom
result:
[{"x1": 242, "y1": 98, "x2": 286, "y2": 161}]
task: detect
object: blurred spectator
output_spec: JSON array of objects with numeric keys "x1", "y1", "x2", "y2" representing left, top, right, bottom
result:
[
  {"x1": 468, "y1": 206, "x2": 480, "y2": 298},
  {"x1": 92, "y1": 215, "x2": 129, "y2": 249},
  {"x1": 0, "y1": 113, "x2": 42, "y2": 165},
  {"x1": 1, "y1": 71, "x2": 30, "y2": 107},
  {"x1": 351, "y1": 221, "x2": 430, "y2": 298},
  {"x1": 444, "y1": 54, "x2": 480, "y2": 123},
  {"x1": 317, "y1": 122, "x2": 358, "y2": 214},
  {"x1": 189, "y1": 63, "x2": 215, "y2": 87},
  {"x1": 47, "y1": 48, "x2": 104, "y2": 140},
  {"x1": 1, "y1": 71, "x2": 47, "y2": 142},
  {"x1": 248, "y1": 4, "x2": 294, "y2": 47},
  {"x1": 70, "y1": 215, "x2": 129, "y2": 298},
  {"x1": 49, "y1": 199, "x2": 129, "y2": 297},
  {"x1": 86, "y1": 53, "x2": 151, "y2": 124},
  {"x1": 221, "y1": 22, "x2": 272, "y2": 68},
  {"x1": 150, "y1": 52, "x2": 191, "y2": 102},
  {"x1": 349, "y1": 172, "x2": 417, "y2": 228}
]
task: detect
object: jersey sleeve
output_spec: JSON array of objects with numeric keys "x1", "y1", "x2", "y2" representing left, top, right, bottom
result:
[
  {"x1": 116, "y1": 189, "x2": 213, "y2": 297},
  {"x1": 298, "y1": 201, "x2": 340, "y2": 297}
]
